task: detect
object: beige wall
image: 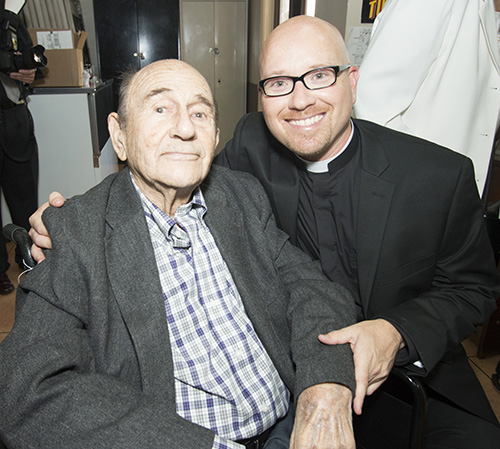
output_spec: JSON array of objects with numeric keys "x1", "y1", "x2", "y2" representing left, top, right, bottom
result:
[
  {"x1": 346, "y1": 0, "x2": 368, "y2": 34},
  {"x1": 315, "y1": 0, "x2": 348, "y2": 36},
  {"x1": 314, "y1": 0, "x2": 372, "y2": 41}
]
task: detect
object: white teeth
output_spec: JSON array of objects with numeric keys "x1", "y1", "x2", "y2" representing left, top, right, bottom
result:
[{"x1": 289, "y1": 114, "x2": 323, "y2": 127}]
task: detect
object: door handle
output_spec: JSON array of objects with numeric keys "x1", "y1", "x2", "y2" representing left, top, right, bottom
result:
[
  {"x1": 133, "y1": 52, "x2": 146, "y2": 60},
  {"x1": 209, "y1": 47, "x2": 220, "y2": 55}
]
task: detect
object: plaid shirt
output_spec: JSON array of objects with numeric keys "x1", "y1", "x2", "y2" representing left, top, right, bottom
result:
[{"x1": 134, "y1": 180, "x2": 289, "y2": 449}]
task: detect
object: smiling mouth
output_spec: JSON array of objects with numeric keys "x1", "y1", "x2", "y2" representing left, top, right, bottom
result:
[{"x1": 287, "y1": 113, "x2": 324, "y2": 127}]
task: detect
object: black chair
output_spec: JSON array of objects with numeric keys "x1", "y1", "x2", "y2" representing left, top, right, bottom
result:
[
  {"x1": 2, "y1": 224, "x2": 36, "y2": 269},
  {"x1": 484, "y1": 201, "x2": 500, "y2": 265},
  {"x1": 493, "y1": 360, "x2": 500, "y2": 392},
  {"x1": 353, "y1": 367, "x2": 427, "y2": 449}
]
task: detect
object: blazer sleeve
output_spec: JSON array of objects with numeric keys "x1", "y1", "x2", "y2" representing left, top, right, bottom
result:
[
  {"x1": 279, "y1": 239, "x2": 357, "y2": 398},
  {"x1": 266, "y1": 207, "x2": 357, "y2": 397},
  {"x1": 213, "y1": 169, "x2": 357, "y2": 398},
  {"x1": 0, "y1": 215, "x2": 216, "y2": 448},
  {"x1": 376, "y1": 157, "x2": 500, "y2": 373}
]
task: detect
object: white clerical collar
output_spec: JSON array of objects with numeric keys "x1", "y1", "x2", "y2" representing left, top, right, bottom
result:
[{"x1": 297, "y1": 120, "x2": 355, "y2": 173}]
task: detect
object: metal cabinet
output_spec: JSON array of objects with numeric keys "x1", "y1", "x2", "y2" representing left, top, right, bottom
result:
[
  {"x1": 28, "y1": 82, "x2": 118, "y2": 202},
  {"x1": 180, "y1": 0, "x2": 248, "y2": 150},
  {"x1": 93, "y1": 0, "x2": 180, "y2": 107}
]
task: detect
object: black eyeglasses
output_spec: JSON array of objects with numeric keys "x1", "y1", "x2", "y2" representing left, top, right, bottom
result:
[{"x1": 259, "y1": 65, "x2": 351, "y2": 97}]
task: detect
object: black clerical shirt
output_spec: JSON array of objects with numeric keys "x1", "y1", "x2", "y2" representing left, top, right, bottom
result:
[
  {"x1": 296, "y1": 126, "x2": 364, "y2": 320},
  {"x1": 296, "y1": 126, "x2": 417, "y2": 363}
]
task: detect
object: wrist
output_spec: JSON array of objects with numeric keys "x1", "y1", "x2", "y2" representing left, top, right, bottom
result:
[
  {"x1": 298, "y1": 382, "x2": 352, "y2": 409},
  {"x1": 379, "y1": 318, "x2": 406, "y2": 350}
]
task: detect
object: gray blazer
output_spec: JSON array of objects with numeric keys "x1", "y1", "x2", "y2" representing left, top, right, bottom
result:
[{"x1": 0, "y1": 166, "x2": 355, "y2": 449}]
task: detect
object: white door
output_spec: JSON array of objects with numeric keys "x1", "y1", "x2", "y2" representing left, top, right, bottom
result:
[{"x1": 180, "y1": 0, "x2": 248, "y2": 151}]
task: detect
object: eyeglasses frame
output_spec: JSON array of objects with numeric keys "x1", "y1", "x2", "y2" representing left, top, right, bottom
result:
[{"x1": 258, "y1": 65, "x2": 352, "y2": 97}]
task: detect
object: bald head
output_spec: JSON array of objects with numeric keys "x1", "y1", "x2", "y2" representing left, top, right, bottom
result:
[
  {"x1": 128, "y1": 59, "x2": 210, "y2": 97},
  {"x1": 107, "y1": 58, "x2": 219, "y2": 215},
  {"x1": 118, "y1": 59, "x2": 216, "y2": 130},
  {"x1": 257, "y1": 15, "x2": 359, "y2": 162},
  {"x1": 260, "y1": 16, "x2": 350, "y2": 79}
]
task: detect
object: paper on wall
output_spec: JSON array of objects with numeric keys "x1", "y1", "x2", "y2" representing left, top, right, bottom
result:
[{"x1": 347, "y1": 26, "x2": 372, "y2": 67}]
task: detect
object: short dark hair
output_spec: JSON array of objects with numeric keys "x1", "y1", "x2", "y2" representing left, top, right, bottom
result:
[
  {"x1": 213, "y1": 99, "x2": 219, "y2": 131},
  {"x1": 116, "y1": 68, "x2": 138, "y2": 130}
]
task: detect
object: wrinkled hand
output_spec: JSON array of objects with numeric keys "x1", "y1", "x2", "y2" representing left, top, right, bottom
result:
[
  {"x1": 10, "y1": 68, "x2": 36, "y2": 84},
  {"x1": 290, "y1": 383, "x2": 354, "y2": 449},
  {"x1": 318, "y1": 319, "x2": 404, "y2": 416},
  {"x1": 29, "y1": 192, "x2": 66, "y2": 262}
]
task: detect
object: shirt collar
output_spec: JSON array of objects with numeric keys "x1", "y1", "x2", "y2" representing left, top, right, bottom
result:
[
  {"x1": 296, "y1": 119, "x2": 355, "y2": 174},
  {"x1": 131, "y1": 173, "x2": 207, "y2": 236}
]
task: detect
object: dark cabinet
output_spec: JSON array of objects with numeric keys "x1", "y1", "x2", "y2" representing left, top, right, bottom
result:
[{"x1": 93, "y1": 0, "x2": 179, "y2": 107}]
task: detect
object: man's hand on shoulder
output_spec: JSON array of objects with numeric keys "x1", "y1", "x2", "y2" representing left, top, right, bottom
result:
[
  {"x1": 291, "y1": 383, "x2": 354, "y2": 449},
  {"x1": 319, "y1": 319, "x2": 404, "y2": 415},
  {"x1": 29, "y1": 192, "x2": 66, "y2": 262}
]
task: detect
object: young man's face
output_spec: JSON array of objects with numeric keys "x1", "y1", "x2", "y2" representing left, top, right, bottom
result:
[{"x1": 259, "y1": 20, "x2": 359, "y2": 162}]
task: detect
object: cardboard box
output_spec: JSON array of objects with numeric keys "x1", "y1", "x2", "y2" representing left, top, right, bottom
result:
[{"x1": 28, "y1": 29, "x2": 87, "y2": 88}]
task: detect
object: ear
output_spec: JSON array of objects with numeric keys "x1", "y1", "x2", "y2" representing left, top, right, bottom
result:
[
  {"x1": 215, "y1": 127, "x2": 220, "y2": 149},
  {"x1": 257, "y1": 84, "x2": 265, "y2": 101},
  {"x1": 108, "y1": 112, "x2": 127, "y2": 162},
  {"x1": 348, "y1": 66, "x2": 360, "y2": 105}
]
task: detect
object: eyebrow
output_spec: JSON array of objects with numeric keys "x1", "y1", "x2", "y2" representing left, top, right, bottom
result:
[
  {"x1": 146, "y1": 87, "x2": 172, "y2": 99},
  {"x1": 145, "y1": 89, "x2": 215, "y2": 114},
  {"x1": 194, "y1": 94, "x2": 216, "y2": 114}
]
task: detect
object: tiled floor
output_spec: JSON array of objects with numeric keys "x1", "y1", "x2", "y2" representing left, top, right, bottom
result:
[
  {"x1": 1, "y1": 242, "x2": 500, "y2": 423},
  {"x1": 0, "y1": 242, "x2": 22, "y2": 345},
  {"x1": 463, "y1": 338, "x2": 500, "y2": 422}
]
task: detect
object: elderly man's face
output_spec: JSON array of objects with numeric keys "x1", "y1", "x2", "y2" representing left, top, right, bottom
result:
[
  {"x1": 259, "y1": 18, "x2": 358, "y2": 162},
  {"x1": 110, "y1": 60, "x2": 219, "y2": 209}
]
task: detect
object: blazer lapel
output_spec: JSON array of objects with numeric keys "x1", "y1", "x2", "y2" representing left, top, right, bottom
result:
[
  {"x1": 201, "y1": 172, "x2": 278, "y2": 347},
  {"x1": 104, "y1": 170, "x2": 175, "y2": 406},
  {"x1": 356, "y1": 123, "x2": 395, "y2": 314}
]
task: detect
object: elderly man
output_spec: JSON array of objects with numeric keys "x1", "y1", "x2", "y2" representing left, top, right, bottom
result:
[
  {"x1": 0, "y1": 59, "x2": 357, "y2": 449},
  {"x1": 29, "y1": 15, "x2": 500, "y2": 449}
]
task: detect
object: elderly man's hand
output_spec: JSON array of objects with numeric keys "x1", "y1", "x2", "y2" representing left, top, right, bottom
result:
[
  {"x1": 29, "y1": 192, "x2": 66, "y2": 262},
  {"x1": 319, "y1": 319, "x2": 404, "y2": 415},
  {"x1": 10, "y1": 68, "x2": 36, "y2": 84},
  {"x1": 290, "y1": 383, "x2": 354, "y2": 449}
]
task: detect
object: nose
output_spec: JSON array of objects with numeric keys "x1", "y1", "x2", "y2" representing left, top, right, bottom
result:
[
  {"x1": 287, "y1": 80, "x2": 317, "y2": 111},
  {"x1": 170, "y1": 109, "x2": 196, "y2": 141}
]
